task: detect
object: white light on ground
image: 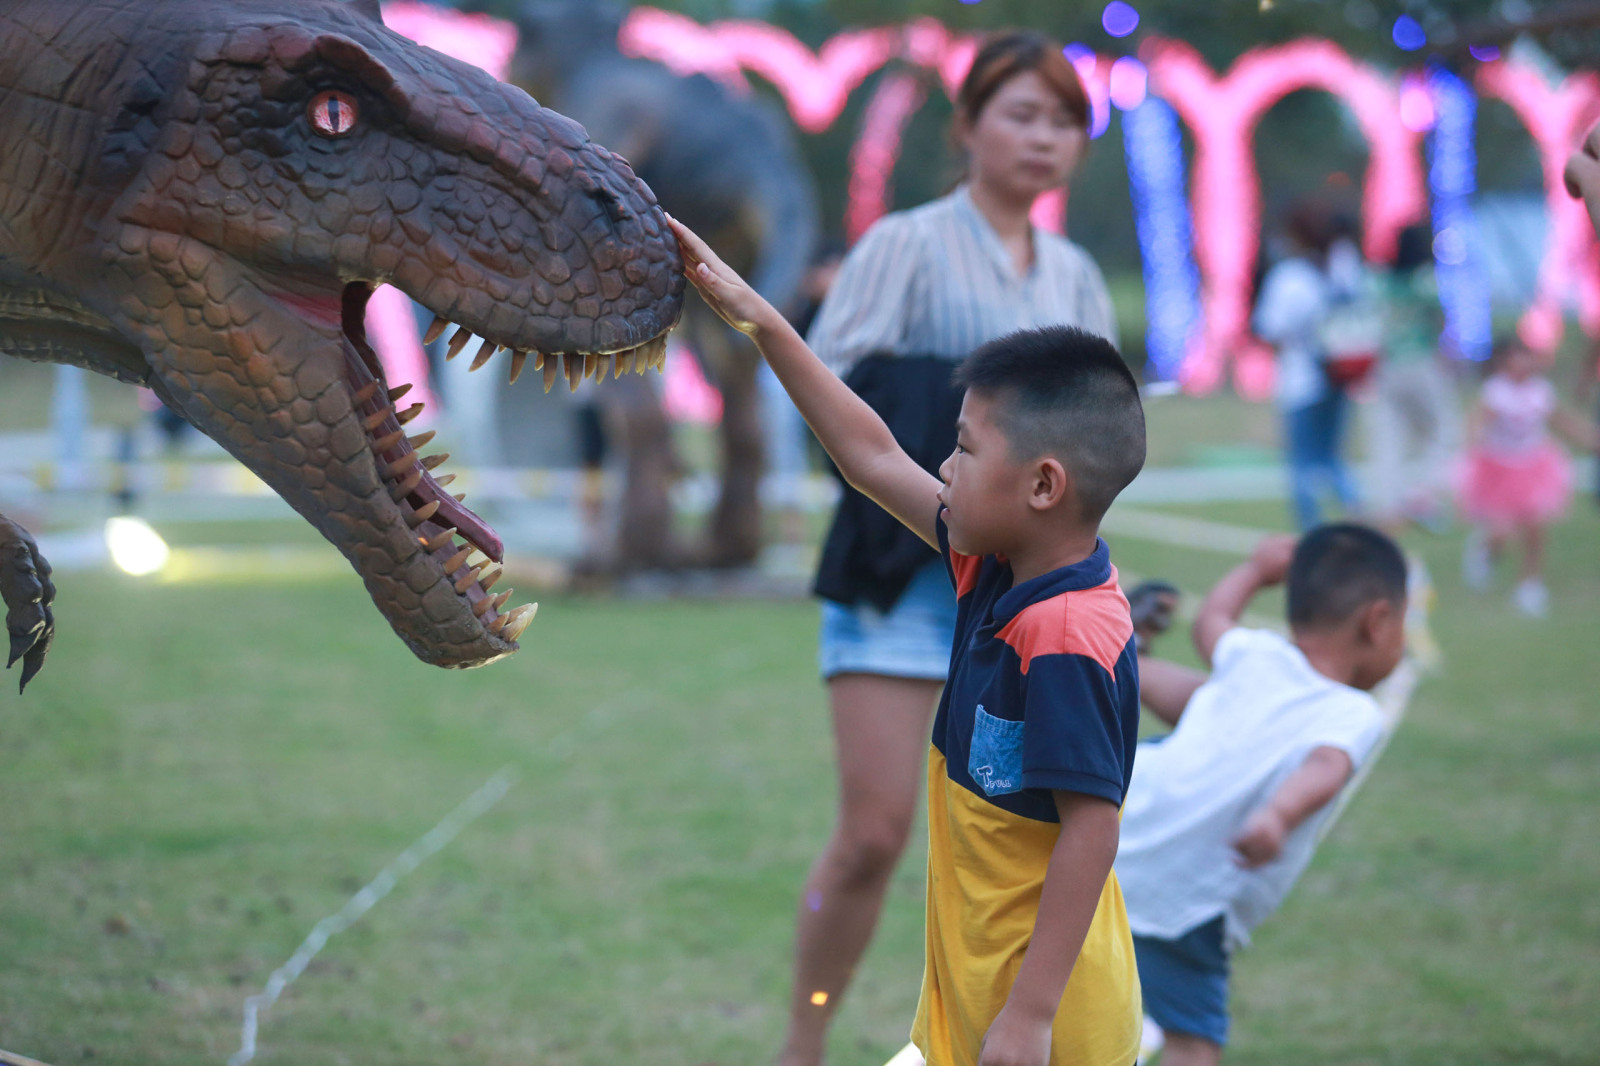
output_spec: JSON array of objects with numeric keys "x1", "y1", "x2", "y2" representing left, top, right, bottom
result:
[{"x1": 105, "y1": 516, "x2": 171, "y2": 576}]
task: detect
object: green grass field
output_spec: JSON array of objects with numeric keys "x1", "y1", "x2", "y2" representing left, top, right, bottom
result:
[
  {"x1": 3, "y1": 342, "x2": 1599, "y2": 1065},
  {"x1": 2, "y1": 496, "x2": 1597, "y2": 1065}
]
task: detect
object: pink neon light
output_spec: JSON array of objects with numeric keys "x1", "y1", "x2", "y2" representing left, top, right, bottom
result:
[
  {"x1": 381, "y1": 2, "x2": 517, "y2": 79},
  {"x1": 1476, "y1": 61, "x2": 1600, "y2": 349},
  {"x1": 366, "y1": 284, "x2": 438, "y2": 416},
  {"x1": 368, "y1": 3, "x2": 519, "y2": 411},
  {"x1": 1145, "y1": 37, "x2": 1428, "y2": 396},
  {"x1": 1398, "y1": 74, "x2": 1436, "y2": 132},
  {"x1": 846, "y1": 71, "x2": 930, "y2": 243},
  {"x1": 620, "y1": 8, "x2": 899, "y2": 133},
  {"x1": 662, "y1": 345, "x2": 724, "y2": 425},
  {"x1": 620, "y1": 10, "x2": 1097, "y2": 241},
  {"x1": 1109, "y1": 56, "x2": 1149, "y2": 112}
]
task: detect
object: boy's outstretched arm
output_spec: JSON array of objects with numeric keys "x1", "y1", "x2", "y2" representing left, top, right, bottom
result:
[
  {"x1": 978, "y1": 791, "x2": 1121, "y2": 1066},
  {"x1": 1191, "y1": 535, "x2": 1297, "y2": 667},
  {"x1": 1232, "y1": 745, "x2": 1353, "y2": 868},
  {"x1": 670, "y1": 218, "x2": 942, "y2": 547}
]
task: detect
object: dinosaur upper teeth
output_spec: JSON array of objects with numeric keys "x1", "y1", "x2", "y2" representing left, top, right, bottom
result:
[{"x1": 420, "y1": 315, "x2": 670, "y2": 391}]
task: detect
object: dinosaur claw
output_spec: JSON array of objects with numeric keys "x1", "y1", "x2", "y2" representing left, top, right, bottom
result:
[{"x1": 2, "y1": 517, "x2": 56, "y2": 693}]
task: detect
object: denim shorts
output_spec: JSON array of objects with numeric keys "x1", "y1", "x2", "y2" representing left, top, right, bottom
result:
[
  {"x1": 1132, "y1": 916, "x2": 1232, "y2": 1046},
  {"x1": 818, "y1": 559, "x2": 957, "y2": 681}
]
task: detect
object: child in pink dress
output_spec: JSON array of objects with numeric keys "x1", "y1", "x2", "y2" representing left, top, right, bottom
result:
[{"x1": 1459, "y1": 339, "x2": 1584, "y2": 616}]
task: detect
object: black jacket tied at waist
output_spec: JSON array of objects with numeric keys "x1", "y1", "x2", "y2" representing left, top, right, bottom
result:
[{"x1": 813, "y1": 353, "x2": 964, "y2": 613}]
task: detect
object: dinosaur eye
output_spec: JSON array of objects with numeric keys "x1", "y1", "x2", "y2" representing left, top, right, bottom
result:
[{"x1": 308, "y1": 90, "x2": 359, "y2": 137}]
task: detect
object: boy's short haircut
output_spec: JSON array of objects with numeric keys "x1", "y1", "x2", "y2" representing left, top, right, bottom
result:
[
  {"x1": 1287, "y1": 523, "x2": 1408, "y2": 630},
  {"x1": 954, "y1": 326, "x2": 1146, "y2": 523}
]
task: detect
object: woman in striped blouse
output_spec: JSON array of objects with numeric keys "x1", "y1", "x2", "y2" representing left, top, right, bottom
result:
[{"x1": 777, "y1": 31, "x2": 1121, "y2": 1066}]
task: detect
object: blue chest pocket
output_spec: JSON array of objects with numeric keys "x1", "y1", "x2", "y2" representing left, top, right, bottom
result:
[{"x1": 968, "y1": 704, "x2": 1025, "y2": 797}]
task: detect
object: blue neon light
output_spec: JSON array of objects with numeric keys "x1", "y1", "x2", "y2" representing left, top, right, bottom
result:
[
  {"x1": 1123, "y1": 96, "x2": 1202, "y2": 381},
  {"x1": 1427, "y1": 66, "x2": 1492, "y2": 360}
]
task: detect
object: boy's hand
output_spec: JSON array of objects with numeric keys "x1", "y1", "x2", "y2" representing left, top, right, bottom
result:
[
  {"x1": 1231, "y1": 806, "x2": 1289, "y2": 868},
  {"x1": 977, "y1": 1005, "x2": 1052, "y2": 1066},
  {"x1": 1247, "y1": 534, "x2": 1297, "y2": 587},
  {"x1": 668, "y1": 215, "x2": 784, "y2": 338}
]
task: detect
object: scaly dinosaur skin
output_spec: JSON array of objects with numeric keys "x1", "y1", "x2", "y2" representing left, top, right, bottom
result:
[{"x1": 0, "y1": 0, "x2": 685, "y2": 689}]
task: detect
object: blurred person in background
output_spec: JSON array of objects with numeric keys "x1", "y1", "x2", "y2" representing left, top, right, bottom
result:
[
  {"x1": 1254, "y1": 200, "x2": 1362, "y2": 531},
  {"x1": 779, "y1": 30, "x2": 1120, "y2": 1066},
  {"x1": 1458, "y1": 338, "x2": 1590, "y2": 617},
  {"x1": 1367, "y1": 224, "x2": 1461, "y2": 532}
]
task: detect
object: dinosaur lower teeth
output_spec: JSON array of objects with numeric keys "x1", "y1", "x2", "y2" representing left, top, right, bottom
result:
[
  {"x1": 411, "y1": 500, "x2": 442, "y2": 525},
  {"x1": 389, "y1": 383, "x2": 414, "y2": 403},
  {"x1": 500, "y1": 603, "x2": 538, "y2": 642},
  {"x1": 407, "y1": 430, "x2": 436, "y2": 449},
  {"x1": 397, "y1": 402, "x2": 425, "y2": 425}
]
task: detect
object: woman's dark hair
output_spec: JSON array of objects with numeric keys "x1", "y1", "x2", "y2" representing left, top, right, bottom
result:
[{"x1": 955, "y1": 31, "x2": 1090, "y2": 131}]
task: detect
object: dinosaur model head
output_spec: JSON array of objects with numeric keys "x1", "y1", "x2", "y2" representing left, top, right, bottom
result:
[{"x1": 0, "y1": 0, "x2": 684, "y2": 669}]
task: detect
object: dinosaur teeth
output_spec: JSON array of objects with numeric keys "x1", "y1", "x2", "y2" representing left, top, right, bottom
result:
[
  {"x1": 445, "y1": 546, "x2": 473, "y2": 573},
  {"x1": 424, "y1": 527, "x2": 458, "y2": 552},
  {"x1": 509, "y1": 351, "x2": 528, "y2": 385},
  {"x1": 421, "y1": 452, "x2": 450, "y2": 471},
  {"x1": 410, "y1": 500, "x2": 442, "y2": 525},
  {"x1": 470, "y1": 337, "x2": 499, "y2": 372},
  {"x1": 455, "y1": 566, "x2": 481, "y2": 595},
  {"x1": 453, "y1": 492, "x2": 466, "y2": 502},
  {"x1": 478, "y1": 563, "x2": 504, "y2": 592},
  {"x1": 491, "y1": 590, "x2": 512, "y2": 611},
  {"x1": 501, "y1": 603, "x2": 538, "y2": 642},
  {"x1": 352, "y1": 381, "x2": 380, "y2": 406},
  {"x1": 384, "y1": 454, "x2": 414, "y2": 478},
  {"x1": 373, "y1": 429, "x2": 405, "y2": 454},
  {"x1": 564, "y1": 353, "x2": 582, "y2": 391},
  {"x1": 474, "y1": 596, "x2": 497, "y2": 618},
  {"x1": 363, "y1": 407, "x2": 393, "y2": 433},
  {"x1": 445, "y1": 326, "x2": 474, "y2": 360},
  {"x1": 391, "y1": 468, "x2": 424, "y2": 499},
  {"x1": 389, "y1": 383, "x2": 414, "y2": 402},
  {"x1": 397, "y1": 402, "x2": 425, "y2": 425},
  {"x1": 408, "y1": 430, "x2": 437, "y2": 450},
  {"x1": 435, "y1": 473, "x2": 457, "y2": 487},
  {"x1": 423, "y1": 316, "x2": 449, "y2": 344},
  {"x1": 583, "y1": 351, "x2": 598, "y2": 380}
]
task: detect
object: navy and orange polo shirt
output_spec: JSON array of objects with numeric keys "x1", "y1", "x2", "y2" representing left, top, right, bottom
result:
[{"x1": 910, "y1": 518, "x2": 1142, "y2": 1066}]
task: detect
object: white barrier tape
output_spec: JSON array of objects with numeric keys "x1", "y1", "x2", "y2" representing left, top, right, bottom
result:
[{"x1": 227, "y1": 766, "x2": 516, "y2": 1066}]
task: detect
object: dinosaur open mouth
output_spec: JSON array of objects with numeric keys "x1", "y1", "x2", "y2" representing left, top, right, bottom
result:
[
  {"x1": 335, "y1": 281, "x2": 672, "y2": 651},
  {"x1": 339, "y1": 282, "x2": 536, "y2": 645}
]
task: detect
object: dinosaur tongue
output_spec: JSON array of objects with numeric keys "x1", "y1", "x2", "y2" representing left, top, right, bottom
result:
[{"x1": 417, "y1": 475, "x2": 503, "y2": 563}]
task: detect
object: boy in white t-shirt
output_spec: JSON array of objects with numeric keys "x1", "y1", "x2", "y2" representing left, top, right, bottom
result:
[{"x1": 1116, "y1": 524, "x2": 1409, "y2": 1066}]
